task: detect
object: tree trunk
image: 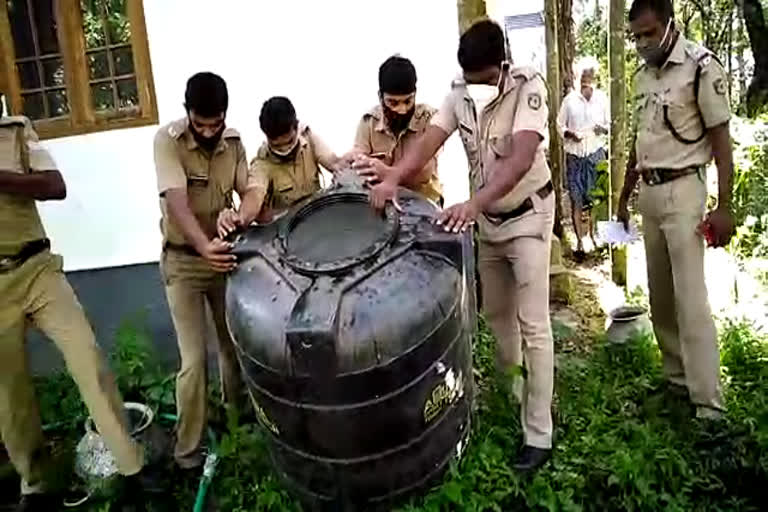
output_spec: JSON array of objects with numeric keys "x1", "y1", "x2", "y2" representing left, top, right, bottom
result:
[
  {"x1": 557, "y1": 0, "x2": 575, "y2": 96},
  {"x1": 736, "y1": 6, "x2": 748, "y2": 114},
  {"x1": 545, "y1": 0, "x2": 573, "y2": 301},
  {"x1": 457, "y1": 0, "x2": 487, "y2": 35},
  {"x1": 609, "y1": 0, "x2": 627, "y2": 286},
  {"x1": 728, "y1": 11, "x2": 733, "y2": 101},
  {"x1": 545, "y1": 0, "x2": 566, "y2": 244},
  {"x1": 739, "y1": 0, "x2": 768, "y2": 116}
]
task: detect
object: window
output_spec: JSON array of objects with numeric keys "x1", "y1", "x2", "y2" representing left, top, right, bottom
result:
[{"x1": 0, "y1": 0, "x2": 157, "y2": 139}]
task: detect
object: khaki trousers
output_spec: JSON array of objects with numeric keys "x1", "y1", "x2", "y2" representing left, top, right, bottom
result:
[
  {"x1": 638, "y1": 173, "x2": 723, "y2": 411},
  {"x1": 478, "y1": 193, "x2": 555, "y2": 449},
  {"x1": 159, "y1": 249, "x2": 241, "y2": 468},
  {"x1": 0, "y1": 251, "x2": 143, "y2": 494}
]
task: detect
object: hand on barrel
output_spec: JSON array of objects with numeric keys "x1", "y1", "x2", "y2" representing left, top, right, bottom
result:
[
  {"x1": 339, "y1": 150, "x2": 365, "y2": 169},
  {"x1": 368, "y1": 177, "x2": 402, "y2": 212},
  {"x1": 217, "y1": 208, "x2": 244, "y2": 239},
  {"x1": 352, "y1": 156, "x2": 402, "y2": 212},
  {"x1": 353, "y1": 155, "x2": 393, "y2": 185},
  {"x1": 438, "y1": 200, "x2": 478, "y2": 233},
  {"x1": 199, "y1": 238, "x2": 236, "y2": 273}
]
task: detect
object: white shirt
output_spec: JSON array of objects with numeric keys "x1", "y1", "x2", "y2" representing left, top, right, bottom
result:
[{"x1": 557, "y1": 88, "x2": 609, "y2": 157}]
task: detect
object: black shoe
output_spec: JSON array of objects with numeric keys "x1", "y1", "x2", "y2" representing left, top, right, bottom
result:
[
  {"x1": 693, "y1": 409, "x2": 730, "y2": 448},
  {"x1": 111, "y1": 467, "x2": 166, "y2": 512},
  {"x1": 513, "y1": 445, "x2": 552, "y2": 473},
  {"x1": 643, "y1": 382, "x2": 692, "y2": 416},
  {"x1": 16, "y1": 493, "x2": 61, "y2": 512}
]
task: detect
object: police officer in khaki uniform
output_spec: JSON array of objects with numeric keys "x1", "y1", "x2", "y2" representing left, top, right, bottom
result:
[
  {"x1": 619, "y1": 0, "x2": 734, "y2": 420},
  {"x1": 360, "y1": 20, "x2": 555, "y2": 472},
  {"x1": 0, "y1": 112, "x2": 146, "y2": 509},
  {"x1": 250, "y1": 96, "x2": 351, "y2": 218},
  {"x1": 353, "y1": 55, "x2": 443, "y2": 206},
  {"x1": 154, "y1": 72, "x2": 265, "y2": 470}
]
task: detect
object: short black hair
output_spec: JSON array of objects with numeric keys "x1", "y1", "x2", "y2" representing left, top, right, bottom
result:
[
  {"x1": 628, "y1": 0, "x2": 674, "y2": 23},
  {"x1": 185, "y1": 72, "x2": 228, "y2": 117},
  {"x1": 457, "y1": 20, "x2": 506, "y2": 72},
  {"x1": 378, "y1": 56, "x2": 417, "y2": 95},
  {"x1": 259, "y1": 97, "x2": 297, "y2": 139}
]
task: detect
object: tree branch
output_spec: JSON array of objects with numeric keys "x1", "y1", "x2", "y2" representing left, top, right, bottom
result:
[{"x1": 739, "y1": 0, "x2": 768, "y2": 115}]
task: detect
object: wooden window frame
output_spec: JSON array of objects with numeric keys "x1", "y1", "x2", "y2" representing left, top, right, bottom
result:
[{"x1": 0, "y1": 0, "x2": 158, "y2": 140}]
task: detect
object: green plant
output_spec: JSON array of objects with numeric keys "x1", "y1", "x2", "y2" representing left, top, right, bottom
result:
[
  {"x1": 110, "y1": 311, "x2": 175, "y2": 412},
  {"x1": 212, "y1": 408, "x2": 301, "y2": 512},
  {"x1": 24, "y1": 309, "x2": 768, "y2": 511},
  {"x1": 729, "y1": 117, "x2": 768, "y2": 259},
  {"x1": 625, "y1": 285, "x2": 650, "y2": 310}
]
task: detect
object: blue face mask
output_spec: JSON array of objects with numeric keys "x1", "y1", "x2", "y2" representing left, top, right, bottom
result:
[{"x1": 637, "y1": 18, "x2": 673, "y2": 67}]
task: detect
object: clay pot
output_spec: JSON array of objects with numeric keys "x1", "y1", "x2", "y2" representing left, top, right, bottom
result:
[{"x1": 606, "y1": 306, "x2": 652, "y2": 344}]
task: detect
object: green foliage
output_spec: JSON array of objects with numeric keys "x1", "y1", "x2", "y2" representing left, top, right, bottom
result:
[
  {"x1": 575, "y1": 2, "x2": 608, "y2": 88},
  {"x1": 730, "y1": 118, "x2": 768, "y2": 259},
  {"x1": 110, "y1": 311, "x2": 175, "y2": 412},
  {"x1": 81, "y1": 0, "x2": 132, "y2": 48},
  {"x1": 212, "y1": 409, "x2": 301, "y2": 512},
  {"x1": 23, "y1": 310, "x2": 768, "y2": 511},
  {"x1": 589, "y1": 159, "x2": 610, "y2": 222},
  {"x1": 34, "y1": 371, "x2": 85, "y2": 434},
  {"x1": 625, "y1": 285, "x2": 650, "y2": 310},
  {"x1": 395, "y1": 319, "x2": 768, "y2": 512}
]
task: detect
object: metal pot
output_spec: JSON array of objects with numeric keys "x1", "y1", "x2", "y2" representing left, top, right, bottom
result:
[
  {"x1": 606, "y1": 306, "x2": 652, "y2": 344},
  {"x1": 69, "y1": 402, "x2": 166, "y2": 506}
]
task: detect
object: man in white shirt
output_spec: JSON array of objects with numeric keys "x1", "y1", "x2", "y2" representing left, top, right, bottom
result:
[{"x1": 557, "y1": 62, "x2": 609, "y2": 255}]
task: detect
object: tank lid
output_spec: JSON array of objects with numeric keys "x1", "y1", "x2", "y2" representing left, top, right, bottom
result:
[{"x1": 278, "y1": 193, "x2": 399, "y2": 275}]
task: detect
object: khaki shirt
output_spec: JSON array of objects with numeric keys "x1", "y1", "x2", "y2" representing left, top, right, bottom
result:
[
  {"x1": 431, "y1": 64, "x2": 551, "y2": 237},
  {"x1": 353, "y1": 104, "x2": 442, "y2": 204},
  {"x1": 153, "y1": 118, "x2": 263, "y2": 246},
  {"x1": 0, "y1": 116, "x2": 56, "y2": 254},
  {"x1": 634, "y1": 35, "x2": 731, "y2": 170},
  {"x1": 250, "y1": 125, "x2": 334, "y2": 210}
]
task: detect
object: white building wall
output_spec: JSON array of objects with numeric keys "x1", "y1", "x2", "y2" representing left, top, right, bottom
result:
[{"x1": 36, "y1": 0, "x2": 472, "y2": 272}]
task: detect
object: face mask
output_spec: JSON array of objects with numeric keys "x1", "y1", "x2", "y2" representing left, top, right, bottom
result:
[
  {"x1": 269, "y1": 137, "x2": 300, "y2": 160},
  {"x1": 383, "y1": 105, "x2": 415, "y2": 134},
  {"x1": 190, "y1": 124, "x2": 224, "y2": 151},
  {"x1": 637, "y1": 18, "x2": 673, "y2": 67},
  {"x1": 466, "y1": 82, "x2": 499, "y2": 113}
]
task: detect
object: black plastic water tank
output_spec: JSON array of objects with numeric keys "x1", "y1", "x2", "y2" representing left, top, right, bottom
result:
[{"x1": 225, "y1": 171, "x2": 476, "y2": 510}]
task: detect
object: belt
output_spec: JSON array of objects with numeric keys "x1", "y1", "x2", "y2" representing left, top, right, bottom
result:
[
  {"x1": 163, "y1": 242, "x2": 200, "y2": 256},
  {"x1": 641, "y1": 167, "x2": 700, "y2": 186},
  {"x1": 483, "y1": 181, "x2": 554, "y2": 225},
  {"x1": 0, "y1": 238, "x2": 50, "y2": 273}
]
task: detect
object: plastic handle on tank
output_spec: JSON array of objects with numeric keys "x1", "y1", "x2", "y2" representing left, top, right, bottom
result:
[{"x1": 285, "y1": 276, "x2": 343, "y2": 378}]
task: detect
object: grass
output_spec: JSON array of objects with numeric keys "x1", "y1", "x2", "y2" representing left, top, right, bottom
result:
[{"x1": 3, "y1": 306, "x2": 768, "y2": 511}]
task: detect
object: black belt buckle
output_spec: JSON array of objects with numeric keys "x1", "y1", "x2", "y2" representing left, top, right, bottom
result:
[
  {"x1": 0, "y1": 238, "x2": 50, "y2": 272},
  {"x1": 645, "y1": 169, "x2": 663, "y2": 186},
  {"x1": 483, "y1": 197, "x2": 534, "y2": 226},
  {"x1": 0, "y1": 255, "x2": 15, "y2": 272},
  {"x1": 483, "y1": 180, "x2": 552, "y2": 226}
]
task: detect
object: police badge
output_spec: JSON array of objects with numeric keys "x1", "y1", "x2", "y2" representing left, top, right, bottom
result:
[{"x1": 528, "y1": 93, "x2": 542, "y2": 110}]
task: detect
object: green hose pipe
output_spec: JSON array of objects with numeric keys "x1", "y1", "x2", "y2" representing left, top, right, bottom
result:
[
  {"x1": 158, "y1": 413, "x2": 220, "y2": 512},
  {"x1": 41, "y1": 416, "x2": 86, "y2": 432}
]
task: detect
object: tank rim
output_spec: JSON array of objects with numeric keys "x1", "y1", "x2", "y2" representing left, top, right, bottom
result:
[{"x1": 277, "y1": 191, "x2": 400, "y2": 275}]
